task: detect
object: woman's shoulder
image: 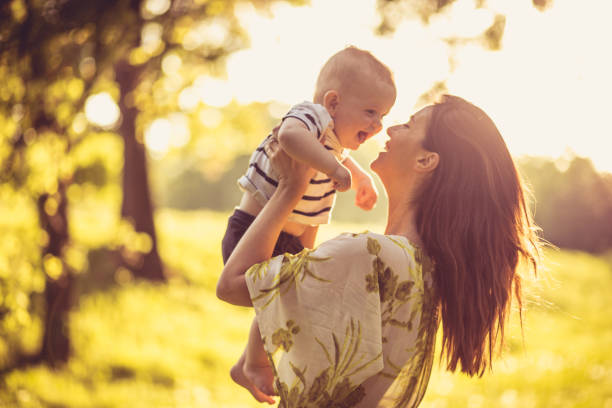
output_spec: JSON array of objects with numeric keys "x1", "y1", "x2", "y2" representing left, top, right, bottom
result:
[
  {"x1": 326, "y1": 230, "x2": 418, "y2": 248},
  {"x1": 317, "y1": 231, "x2": 422, "y2": 264}
]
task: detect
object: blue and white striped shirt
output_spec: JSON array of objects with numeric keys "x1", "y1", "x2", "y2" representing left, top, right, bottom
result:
[{"x1": 237, "y1": 101, "x2": 347, "y2": 226}]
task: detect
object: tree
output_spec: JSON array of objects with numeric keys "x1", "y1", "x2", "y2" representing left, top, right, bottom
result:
[
  {"x1": 0, "y1": 0, "x2": 122, "y2": 367},
  {"x1": 0, "y1": 0, "x2": 306, "y2": 368},
  {"x1": 519, "y1": 155, "x2": 612, "y2": 253},
  {"x1": 375, "y1": 0, "x2": 554, "y2": 105},
  {"x1": 108, "y1": 0, "x2": 249, "y2": 280}
]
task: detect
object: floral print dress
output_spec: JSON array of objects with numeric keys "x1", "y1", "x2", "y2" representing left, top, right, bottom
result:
[{"x1": 245, "y1": 232, "x2": 439, "y2": 408}]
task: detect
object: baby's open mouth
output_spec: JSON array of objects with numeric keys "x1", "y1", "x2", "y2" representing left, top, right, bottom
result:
[{"x1": 358, "y1": 131, "x2": 368, "y2": 143}]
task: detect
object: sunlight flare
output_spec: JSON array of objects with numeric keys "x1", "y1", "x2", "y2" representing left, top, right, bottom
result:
[
  {"x1": 84, "y1": 92, "x2": 120, "y2": 128},
  {"x1": 144, "y1": 118, "x2": 172, "y2": 154}
]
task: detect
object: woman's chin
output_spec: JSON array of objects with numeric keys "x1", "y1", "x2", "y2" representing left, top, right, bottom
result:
[{"x1": 370, "y1": 152, "x2": 384, "y2": 172}]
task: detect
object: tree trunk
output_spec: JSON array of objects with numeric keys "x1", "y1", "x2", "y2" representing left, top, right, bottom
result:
[
  {"x1": 37, "y1": 180, "x2": 73, "y2": 367},
  {"x1": 115, "y1": 59, "x2": 165, "y2": 281}
]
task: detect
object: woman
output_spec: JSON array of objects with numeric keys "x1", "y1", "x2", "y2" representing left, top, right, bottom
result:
[{"x1": 217, "y1": 95, "x2": 540, "y2": 407}]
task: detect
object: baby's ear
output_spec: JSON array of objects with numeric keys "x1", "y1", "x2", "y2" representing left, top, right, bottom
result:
[{"x1": 323, "y1": 90, "x2": 340, "y2": 114}]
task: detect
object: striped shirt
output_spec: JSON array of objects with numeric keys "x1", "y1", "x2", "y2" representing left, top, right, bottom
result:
[{"x1": 237, "y1": 101, "x2": 348, "y2": 226}]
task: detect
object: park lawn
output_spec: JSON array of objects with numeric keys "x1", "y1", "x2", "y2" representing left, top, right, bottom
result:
[{"x1": 1, "y1": 209, "x2": 611, "y2": 407}]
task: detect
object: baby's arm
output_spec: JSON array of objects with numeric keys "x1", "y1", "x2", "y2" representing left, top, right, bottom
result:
[
  {"x1": 343, "y1": 156, "x2": 378, "y2": 211},
  {"x1": 277, "y1": 118, "x2": 351, "y2": 191}
]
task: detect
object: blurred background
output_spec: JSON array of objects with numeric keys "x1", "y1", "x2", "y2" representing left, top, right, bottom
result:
[{"x1": 1, "y1": 0, "x2": 611, "y2": 407}]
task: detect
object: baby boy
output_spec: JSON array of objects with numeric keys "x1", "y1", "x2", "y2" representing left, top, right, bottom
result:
[{"x1": 221, "y1": 46, "x2": 396, "y2": 402}]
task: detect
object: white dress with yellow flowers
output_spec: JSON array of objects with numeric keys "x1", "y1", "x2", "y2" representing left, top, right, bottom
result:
[{"x1": 245, "y1": 231, "x2": 439, "y2": 408}]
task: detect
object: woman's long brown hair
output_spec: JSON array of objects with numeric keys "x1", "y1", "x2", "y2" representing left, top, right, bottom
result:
[{"x1": 416, "y1": 95, "x2": 540, "y2": 376}]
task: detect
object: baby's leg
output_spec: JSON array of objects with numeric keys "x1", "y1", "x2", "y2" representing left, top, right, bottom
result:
[
  {"x1": 244, "y1": 318, "x2": 276, "y2": 394},
  {"x1": 230, "y1": 318, "x2": 276, "y2": 404}
]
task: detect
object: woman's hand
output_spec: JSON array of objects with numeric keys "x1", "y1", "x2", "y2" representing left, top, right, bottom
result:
[{"x1": 217, "y1": 129, "x2": 316, "y2": 306}]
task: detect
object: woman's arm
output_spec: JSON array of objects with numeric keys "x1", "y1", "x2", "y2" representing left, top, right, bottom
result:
[{"x1": 216, "y1": 138, "x2": 314, "y2": 306}]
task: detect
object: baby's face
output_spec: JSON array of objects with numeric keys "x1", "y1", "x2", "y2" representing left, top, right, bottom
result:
[{"x1": 331, "y1": 81, "x2": 396, "y2": 151}]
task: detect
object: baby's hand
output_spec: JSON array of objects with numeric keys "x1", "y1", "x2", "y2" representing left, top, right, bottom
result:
[
  {"x1": 355, "y1": 175, "x2": 378, "y2": 211},
  {"x1": 329, "y1": 163, "x2": 352, "y2": 192}
]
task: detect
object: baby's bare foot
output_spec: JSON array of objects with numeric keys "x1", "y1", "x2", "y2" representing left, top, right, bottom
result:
[
  {"x1": 244, "y1": 361, "x2": 276, "y2": 398},
  {"x1": 230, "y1": 356, "x2": 276, "y2": 404}
]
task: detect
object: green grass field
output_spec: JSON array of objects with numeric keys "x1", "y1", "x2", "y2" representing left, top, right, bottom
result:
[{"x1": 2, "y1": 209, "x2": 611, "y2": 407}]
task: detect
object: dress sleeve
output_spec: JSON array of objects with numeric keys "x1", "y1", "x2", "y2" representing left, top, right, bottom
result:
[{"x1": 245, "y1": 233, "x2": 384, "y2": 407}]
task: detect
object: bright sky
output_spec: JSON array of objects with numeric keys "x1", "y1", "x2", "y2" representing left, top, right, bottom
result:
[
  {"x1": 85, "y1": 0, "x2": 612, "y2": 172},
  {"x1": 221, "y1": 0, "x2": 612, "y2": 173}
]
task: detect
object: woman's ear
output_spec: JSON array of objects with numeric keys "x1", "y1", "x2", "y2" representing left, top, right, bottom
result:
[
  {"x1": 323, "y1": 90, "x2": 339, "y2": 115},
  {"x1": 415, "y1": 151, "x2": 439, "y2": 173}
]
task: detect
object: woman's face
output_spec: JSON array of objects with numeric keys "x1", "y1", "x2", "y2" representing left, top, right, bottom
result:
[{"x1": 370, "y1": 106, "x2": 433, "y2": 180}]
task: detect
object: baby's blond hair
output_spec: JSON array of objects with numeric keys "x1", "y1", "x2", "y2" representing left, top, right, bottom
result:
[{"x1": 314, "y1": 46, "x2": 395, "y2": 103}]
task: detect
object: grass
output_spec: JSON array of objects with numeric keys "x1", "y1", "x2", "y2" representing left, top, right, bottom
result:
[
  {"x1": 1, "y1": 209, "x2": 612, "y2": 407},
  {"x1": 420, "y1": 249, "x2": 612, "y2": 408}
]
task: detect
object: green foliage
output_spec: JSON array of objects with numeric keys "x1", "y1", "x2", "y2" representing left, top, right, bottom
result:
[
  {"x1": 376, "y1": 0, "x2": 506, "y2": 50},
  {"x1": 420, "y1": 245, "x2": 612, "y2": 408},
  {"x1": 0, "y1": 187, "x2": 45, "y2": 366},
  {"x1": 70, "y1": 132, "x2": 123, "y2": 188},
  {"x1": 151, "y1": 116, "x2": 389, "y2": 225},
  {"x1": 156, "y1": 209, "x2": 228, "y2": 289},
  {"x1": 376, "y1": 0, "x2": 457, "y2": 31},
  {"x1": 1, "y1": 0, "x2": 311, "y2": 366},
  {"x1": 0, "y1": 210, "x2": 610, "y2": 407},
  {"x1": 376, "y1": 0, "x2": 549, "y2": 40},
  {"x1": 156, "y1": 152, "x2": 612, "y2": 253},
  {"x1": 0, "y1": 1, "x2": 598, "y2": 404},
  {"x1": 148, "y1": 100, "x2": 285, "y2": 210},
  {"x1": 2, "y1": 283, "x2": 255, "y2": 407},
  {"x1": 519, "y1": 155, "x2": 612, "y2": 253}
]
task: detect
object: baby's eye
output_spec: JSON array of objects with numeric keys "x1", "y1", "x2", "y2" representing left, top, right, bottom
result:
[{"x1": 365, "y1": 109, "x2": 377, "y2": 116}]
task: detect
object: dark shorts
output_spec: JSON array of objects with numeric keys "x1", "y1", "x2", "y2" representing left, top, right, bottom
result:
[{"x1": 221, "y1": 209, "x2": 305, "y2": 265}]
